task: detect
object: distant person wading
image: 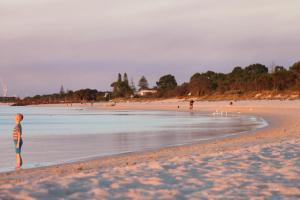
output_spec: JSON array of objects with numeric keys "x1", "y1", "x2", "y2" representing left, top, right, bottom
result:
[{"x1": 190, "y1": 100, "x2": 194, "y2": 110}]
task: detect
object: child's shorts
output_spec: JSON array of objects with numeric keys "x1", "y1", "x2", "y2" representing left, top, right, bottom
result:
[{"x1": 14, "y1": 139, "x2": 23, "y2": 154}]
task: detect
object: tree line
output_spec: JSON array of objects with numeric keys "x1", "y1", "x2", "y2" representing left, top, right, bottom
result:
[
  {"x1": 111, "y1": 61, "x2": 300, "y2": 98},
  {"x1": 2, "y1": 60, "x2": 300, "y2": 105},
  {"x1": 0, "y1": 97, "x2": 18, "y2": 103},
  {"x1": 11, "y1": 88, "x2": 111, "y2": 105}
]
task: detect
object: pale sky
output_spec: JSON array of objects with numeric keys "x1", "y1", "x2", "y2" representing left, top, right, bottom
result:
[{"x1": 1, "y1": 0, "x2": 300, "y2": 96}]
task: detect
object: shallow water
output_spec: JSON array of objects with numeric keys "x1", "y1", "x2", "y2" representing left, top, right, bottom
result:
[{"x1": 0, "y1": 106, "x2": 267, "y2": 172}]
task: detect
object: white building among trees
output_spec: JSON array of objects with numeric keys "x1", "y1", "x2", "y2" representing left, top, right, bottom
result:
[{"x1": 138, "y1": 89, "x2": 157, "y2": 96}]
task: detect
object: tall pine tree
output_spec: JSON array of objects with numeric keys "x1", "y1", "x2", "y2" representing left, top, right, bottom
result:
[{"x1": 138, "y1": 76, "x2": 149, "y2": 90}]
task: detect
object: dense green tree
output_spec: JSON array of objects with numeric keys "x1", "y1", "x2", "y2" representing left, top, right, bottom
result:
[
  {"x1": 172, "y1": 83, "x2": 189, "y2": 96},
  {"x1": 118, "y1": 73, "x2": 122, "y2": 83},
  {"x1": 123, "y1": 73, "x2": 129, "y2": 85},
  {"x1": 274, "y1": 66, "x2": 286, "y2": 73},
  {"x1": 111, "y1": 74, "x2": 122, "y2": 97},
  {"x1": 245, "y1": 63, "x2": 268, "y2": 76},
  {"x1": 156, "y1": 74, "x2": 177, "y2": 92},
  {"x1": 290, "y1": 61, "x2": 300, "y2": 77},
  {"x1": 189, "y1": 73, "x2": 213, "y2": 95},
  {"x1": 138, "y1": 76, "x2": 149, "y2": 90},
  {"x1": 243, "y1": 64, "x2": 269, "y2": 91},
  {"x1": 231, "y1": 66, "x2": 244, "y2": 75},
  {"x1": 290, "y1": 61, "x2": 300, "y2": 89},
  {"x1": 228, "y1": 66, "x2": 245, "y2": 91},
  {"x1": 111, "y1": 73, "x2": 133, "y2": 97},
  {"x1": 74, "y1": 89, "x2": 97, "y2": 101},
  {"x1": 60, "y1": 85, "x2": 65, "y2": 96},
  {"x1": 130, "y1": 78, "x2": 136, "y2": 93},
  {"x1": 273, "y1": 66, "x2": 295, "y2": 90},
  {"x1": 256, "y1": 74, "x2": 273, "y2": 91}
]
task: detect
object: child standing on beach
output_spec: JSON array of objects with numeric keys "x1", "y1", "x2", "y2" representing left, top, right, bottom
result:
[{"x1": 13, "y1": 113, "x2": 24, "y2": 169}]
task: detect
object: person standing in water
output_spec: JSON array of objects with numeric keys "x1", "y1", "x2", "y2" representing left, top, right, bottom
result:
[
  {"x1": 189, "y1": 100, "x2": 194, "y2": 110},
  {"x1": 13, "y1": 113, "x2": 24, "y2": 169}
]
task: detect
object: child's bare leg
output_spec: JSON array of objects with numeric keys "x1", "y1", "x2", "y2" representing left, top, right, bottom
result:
[
  {"x1": 20, "y1": 154, "x2": 23, "y2": 167},
  {"x1": 16, "y1": 154, "x2": 21, "y2": 168},
  {"x1": 15, "y1": 154, "x2": 18, "y2": 167}
]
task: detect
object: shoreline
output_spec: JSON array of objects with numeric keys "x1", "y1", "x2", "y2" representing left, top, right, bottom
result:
[
  {"x1": 1, "y1": 100, "x2": 300, "y2": 199},
  {"x1": 0, "y1": 104, "x2": 267, "y2": 173},
  {"x1": 0, "y1": 113, "x2": 268, "y2": 174}
]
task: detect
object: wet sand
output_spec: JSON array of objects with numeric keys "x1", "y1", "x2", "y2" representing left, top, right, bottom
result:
[{"x1": 1, "y1": 100, "x2": 300, "y2": 199}]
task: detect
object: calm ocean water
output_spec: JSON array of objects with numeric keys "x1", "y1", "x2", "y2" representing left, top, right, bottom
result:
[{"x1": 0, "y1": 105, "x2": 267, "y2": 172}]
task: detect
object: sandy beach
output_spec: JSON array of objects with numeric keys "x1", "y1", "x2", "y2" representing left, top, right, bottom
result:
[{"x1": 0, "y1": 100, "x2": 300, "y2": 199}]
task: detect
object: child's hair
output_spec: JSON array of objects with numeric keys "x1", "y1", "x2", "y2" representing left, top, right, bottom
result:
[{"x1": 16, "y1": 113, "x2": 24, "y2": 121}]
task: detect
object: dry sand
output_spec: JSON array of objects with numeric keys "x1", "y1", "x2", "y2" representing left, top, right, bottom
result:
[{"x1": 0, "y1": 100, "x2": 300, "y2": 199}]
